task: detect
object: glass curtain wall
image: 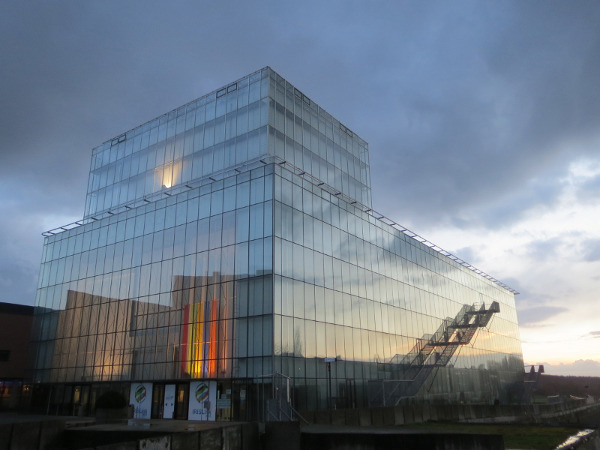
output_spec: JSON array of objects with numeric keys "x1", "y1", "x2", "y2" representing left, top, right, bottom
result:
[
  {"x1": 85, "y1": 70, "x2": 270, "y2": 218},
  {"x1": 266, "y1": 69, "x2": 371, "y2": 207},
  {"x1": 31, "y1": 67, "x2": 523, "y2": 417},
  {"x1": 85, "y1": 67, "x2": 372, "y2": 219},
  {"x1": 33, "y1": 166, "x2": 274, "y2": 390},
  {"x1": 272, "y1": 164, "x2": 523, "y2": 411}
]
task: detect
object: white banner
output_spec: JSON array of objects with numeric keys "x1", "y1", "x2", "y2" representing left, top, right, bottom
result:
[
  {"x1": 129, "y1": 382, "x2": 153, "y2": 419},
  {"x1": 163, "y1": 384, "x2": 176, "y2": 419},
  {"x1": 188, "y1": 380, "x2": 217, "y2": 421}
]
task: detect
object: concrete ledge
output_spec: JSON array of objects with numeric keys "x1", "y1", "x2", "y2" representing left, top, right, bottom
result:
[
  {"x1": 10, "y1": 421, "x2": 41, "y2": 450},
  {"x1": 402, "y1": 405, "x2": 415, "y2": 424},
  {"x1": 391, "y1": 406, "x2": 402, "y2": 425},
  {"x1": 358, "y1": 408, "x2": 371, "y2": 427},
  {"x1": 170, "y1": 431, "x2": 198, "y2": 450},
  {"x1": 0, "y1": 423, "x2": 12, "y2": 450},
  {"x1": 39, "y1": 419, "x2": 65, "y2": 449},
  {"x1": 298, "y1": 410, "x2": 315, "y2": 424},
  {"x1": 300, "y1": 400, "x2": 600, "y2": 429},
  {"x1": 370, "y1": 407, "x2": 384, "y2": 426},
  {"x1": 264, "y1": 422, "x2": 300, "y2": 450},
  {"x1": 301, "y1": 427, "x2": 504, "y2": 450},
  {"x1": 330, "y1": 410, "x2": 345, "y2": 426},
  {"x1": 241, "y1": 423, "x2": 259, "y2": 450},
  {"x1": 199, "y1": 427, "x2": 222, "y2": 450},
  {"x1": 138, "y1": 435, "x2": 170, "y2": 450},
  {"x1": 313, "y1": 410, "x2": 330, "y2": 424},
  {"x1": 344, "y1": 409, "x2": 360, "y2": 426},
  {"x1": 96, "y1": 441, "x2": 137, "y2": 450},
  {"x1": 222, "y1": 425, "x2": 241, "y2": 449}
]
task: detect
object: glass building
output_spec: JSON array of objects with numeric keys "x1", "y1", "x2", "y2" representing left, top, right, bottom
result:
[{"x1": 30, "y1": 67, "x2": 523, "y2": 420}]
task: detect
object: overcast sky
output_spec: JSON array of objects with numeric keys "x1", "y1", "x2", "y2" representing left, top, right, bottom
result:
[{"x1": 1, "y1": 1, "x2": 599, "y2": 375}]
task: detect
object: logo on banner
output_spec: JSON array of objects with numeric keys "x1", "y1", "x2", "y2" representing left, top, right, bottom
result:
[
  {"x1": 195, "y1": 382, "x2": 209, "y2": 403},
  {"x1": 134, "y1": 385, "x2": 147, "y2": 403}
]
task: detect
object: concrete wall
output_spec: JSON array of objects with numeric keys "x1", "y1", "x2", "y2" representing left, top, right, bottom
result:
[
  {"x1": 300, "y1": 400, "x2": 600, "y2": 428},
  {"x1": 0, "y1": 419, "x2": 64, "y2": 450},
  {"x1": 262, "y1": 423, "x2": 504, "y2": 450},
  {"x1": 4, "y1": 402, "x2": 599, "y2": 450},
  {"x1": 69, "y1": 424, "x2": 259, "y2": 450},
  {"x1": 1, "y1": 420, "x2": 259, "y2": 450},
  {"x1": 0, "y1": 303, "x2": 33, "y2": 380},
  {"x1": 301, "y1": 431, "x2": 504, "y2": 450}
]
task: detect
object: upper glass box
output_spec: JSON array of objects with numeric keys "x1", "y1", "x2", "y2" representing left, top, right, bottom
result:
[{"x1": 83, "y1": 67, "x2": 371, "y2": 219}]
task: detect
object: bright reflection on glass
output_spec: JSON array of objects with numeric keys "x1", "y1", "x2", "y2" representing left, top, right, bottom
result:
[{"x1": 154, "y1": 162, "x2": 182, "y2": 191}]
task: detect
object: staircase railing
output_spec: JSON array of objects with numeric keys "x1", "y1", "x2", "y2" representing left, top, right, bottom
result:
[{"x1": 369, "y1": 301, "x2": 500, "y2": 406}]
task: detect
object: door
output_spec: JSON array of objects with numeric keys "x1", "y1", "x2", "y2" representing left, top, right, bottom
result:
[
  {"x1": 174, "y1": 383, "x2": 189, "y2": 419},
  {"x1": 151, "y1": 384, "x2": 164, "y2": 418},
  {"x1": 163, "y1": 384, "x2": 176, "y2": 419}
]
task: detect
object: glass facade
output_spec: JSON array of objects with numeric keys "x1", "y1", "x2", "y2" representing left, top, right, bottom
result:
[
  {"x1": 85, "y1": 68, "x2": 370, "y2": 219},
  {"x1": 31, "y1": 67, "x2": 523, "y2": 420},
  {"x1": 272, "y1": 165, "x2": 522, "y2": 410}
]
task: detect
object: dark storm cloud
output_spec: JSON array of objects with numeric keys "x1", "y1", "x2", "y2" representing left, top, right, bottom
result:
[
  {"x1": 0, "y1": 0, "x2": 279, "y2": 304},
  {"x1": 369, "y1": 2, "x2": 600, "y2": 229},
  {"x1": 448, "y1": 175, "x2": 565, "y2": 229},
  {"x1": 0, "y1": 253, "x2": 40, "y2": 305},
  {"x1": 1, "y1": 1, "x2": 276, "y2": 177},
  {"x1": 2, "y1": 0, "x2": 600, "y2": 306},
  {"x1": 576, "y1": 173, "x2": 600, "y2": 203},
  {"x1": 0, "y1": 196, "x2": 55, "y2": 304},
  {"x1": 517, "y1": 306, "x2": 568, "y2": 326}
]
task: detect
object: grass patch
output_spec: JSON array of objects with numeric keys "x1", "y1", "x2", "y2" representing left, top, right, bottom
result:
[{"x1": 401, "y1": 422, "x2": 581, "y2": 449}]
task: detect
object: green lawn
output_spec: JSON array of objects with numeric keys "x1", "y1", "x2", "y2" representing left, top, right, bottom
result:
[{"x1": 402, "y1": 422, "x2": 582, "y2": 449}]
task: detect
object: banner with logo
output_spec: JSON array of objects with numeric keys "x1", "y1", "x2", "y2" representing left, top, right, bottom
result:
[
  {"x1": 188, "y1": 380, "x2": 217, "y2": 421},
  {"x1": 163, "y1": 384, "x2": 176, "y2": 419},
  {"x1": 129, "y1": 382, "x2": 153, "y2": 419}
]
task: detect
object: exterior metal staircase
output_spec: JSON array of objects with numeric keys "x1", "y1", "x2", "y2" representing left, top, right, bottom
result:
[{"x1": 368, "y1": 301, "x2": 500, "y2": 407}]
